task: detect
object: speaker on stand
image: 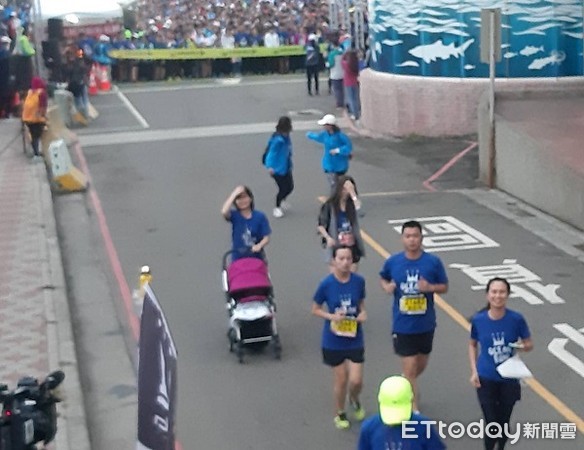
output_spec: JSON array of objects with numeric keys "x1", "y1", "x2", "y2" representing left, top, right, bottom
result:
[{"x1": 47, "y1": 18, "x2": 64, "y2": 41}]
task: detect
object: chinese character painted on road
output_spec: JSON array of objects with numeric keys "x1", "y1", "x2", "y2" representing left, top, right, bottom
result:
[
  {"x1": 450, "y1": 260, "x2": 566, "y2": 305},
  {"x1": 388, "y1": 216, "x2": 500, "y2": 252},
  {"x1": 548, "y1": 323, "x2": 584, "y2": 379}
]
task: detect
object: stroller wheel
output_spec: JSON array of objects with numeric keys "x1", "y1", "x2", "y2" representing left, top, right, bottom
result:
[
  {"x1": 273, "y1": 335, "x2": 282, "y2": 360},
  {"x1": 236, "y1": 343, "x2": 244, "y2": 364},
  {"x1": 227, "y1": 329, "x2": 236, "y2": 353}
]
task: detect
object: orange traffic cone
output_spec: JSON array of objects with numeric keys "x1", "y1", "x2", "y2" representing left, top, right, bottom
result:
[
  {"x1": 88, "y1": 65, "x2": 98, "y2": 96},
  {"x1": 98, "y1": 64, "x2": 111, "y2": 91}
]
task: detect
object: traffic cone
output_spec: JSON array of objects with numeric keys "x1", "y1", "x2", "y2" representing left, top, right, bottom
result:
[
  {"x1": 88, "y1": 66, "x2": 98, "y2": 96},
  {"x1": 98, "y1": 64, "x2": 111, "y2": 91}
]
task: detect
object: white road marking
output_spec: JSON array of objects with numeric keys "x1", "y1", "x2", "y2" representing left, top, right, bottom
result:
[
  {"x1": 114, "y1": 86, "x2": 150, "y2": 129},
  {"x1": 388, "y1": 216, "x2": 500, "y2": 251},
  {"x1": 79, "y1": 120, "x2": 316, "y2": 148},
  {"x1": 120, "y1": 77, "x2": 304, "y2": 94}
]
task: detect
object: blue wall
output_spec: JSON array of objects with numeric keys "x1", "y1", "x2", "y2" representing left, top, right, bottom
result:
[{"x1": 368, "y1": 0, "x2": 584, "y2": 77}]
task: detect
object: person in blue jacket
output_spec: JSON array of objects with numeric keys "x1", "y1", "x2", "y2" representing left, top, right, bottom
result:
[
  {"x1": 358, "y1": 375, "x2": 445, "y2": 450},
  {"x1": 264, "y1": 116, "x2": 294, "y2": 218},
  {"x1": 469, "y1": 277, "x2": 533, "y2": 450},
  {"x1": 306, "y1": 113, "x2": 352, "y2": 194},
  {"x1": 93, "y1": 35, "x2": 112, "y2": 66}
]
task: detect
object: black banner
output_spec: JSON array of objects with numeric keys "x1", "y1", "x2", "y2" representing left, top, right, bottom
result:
[{"x1": 137, "y1": 285, "x2": 178, "y2": 450}]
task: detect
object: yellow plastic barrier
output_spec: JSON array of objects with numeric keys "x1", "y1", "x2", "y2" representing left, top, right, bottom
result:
[
  {"x1": 47, "y1": 139, "x2": 87, "y2": 192},
  {"x1": 110, "y1": 44, "x2": 325, "y2": 60}
]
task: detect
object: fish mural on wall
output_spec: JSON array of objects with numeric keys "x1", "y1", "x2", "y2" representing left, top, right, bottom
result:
[{"x1": 368, "y1": 0, "x2": 584, "y2": 77}]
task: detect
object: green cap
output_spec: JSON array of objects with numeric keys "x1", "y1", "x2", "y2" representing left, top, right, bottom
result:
[
  {"x1": 124, "y1": 29, "x2": 132, "y2": 39},
  {"x1": 378, "y1": 376, "x2": 413, "y2": 425}
]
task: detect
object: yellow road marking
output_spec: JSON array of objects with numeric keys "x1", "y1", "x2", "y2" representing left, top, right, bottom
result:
[{"x1": 361, "y1": 228, "x2": 584, "y2": 433}]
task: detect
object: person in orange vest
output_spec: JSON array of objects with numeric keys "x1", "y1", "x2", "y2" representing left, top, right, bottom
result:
[{"x1": 21, "y1": 77, "x2": 47, "y2": 159}]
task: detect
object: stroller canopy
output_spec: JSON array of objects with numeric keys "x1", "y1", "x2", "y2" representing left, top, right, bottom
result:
[{"x1": 227, "y1": 257, "x2": 271, "y2": 294}]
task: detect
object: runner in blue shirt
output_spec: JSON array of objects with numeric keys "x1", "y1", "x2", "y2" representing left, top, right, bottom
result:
[
  {"x1": 469, "y1": 277, "x2": 533, "y2": 450},
  {"x1": 379, "y1": 220, "x2": 448, "y2": 411},
  {"x1": 221, "y1": 185, "x2": 271, "y2": 261},
  {"x1": 312, "y1": 245, "x2": 367, "y2": 430},
  {"x1": 358, "y1": 375, "x2": 445, "y2": 450}
]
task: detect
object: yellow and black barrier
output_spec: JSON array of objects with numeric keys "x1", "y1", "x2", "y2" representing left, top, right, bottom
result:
[{"x1": 110, "y1": 44, "x2": 326, "y2": 60}]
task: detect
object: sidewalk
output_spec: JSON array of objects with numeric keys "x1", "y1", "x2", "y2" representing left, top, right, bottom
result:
[{"x1": 0, "y1": 119, "x2": 91, "y2": 450}]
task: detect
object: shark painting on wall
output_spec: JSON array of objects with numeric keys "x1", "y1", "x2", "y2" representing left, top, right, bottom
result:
[{"x1": 368, "y1": 0, "x2": 584, "y2": 77}]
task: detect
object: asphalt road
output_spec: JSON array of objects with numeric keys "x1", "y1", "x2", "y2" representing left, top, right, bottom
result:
[{"x1": 62, "y1": 75, "x2": 583, "y2": 449}]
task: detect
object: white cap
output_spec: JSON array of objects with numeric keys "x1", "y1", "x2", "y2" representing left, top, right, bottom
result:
[
  {"x1": 140, "y1": 265, "x2": 151, "y2": 274},
  {"x1": 308, "y1": 33, "x2": 317, "y2": 41},
  {"x1": 99, "y1": 34, "x2": 110, "y2": 42},
  {"x1": 317, "y1": 114, "x2": 336, "y2": 126}
]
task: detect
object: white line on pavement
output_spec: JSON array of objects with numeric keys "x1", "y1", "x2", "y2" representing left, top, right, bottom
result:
[
  {"x1": 120, "y1": 77, "x2": 304, "y2": 94},
  {"x1": 79, "y1": 120, "x2": 316, "y2": 148},
  {"x1": 114, "y1": 86, "x2": 150, "y2": 128}
]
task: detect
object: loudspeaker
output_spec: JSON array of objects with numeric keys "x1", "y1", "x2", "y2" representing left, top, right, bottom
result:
[
  {"x1": 47, "y1": 18, "x2": 64, "y2": 40},
  {"x1": 42, "y1": 40, "x2": 62, "y2": 67}
]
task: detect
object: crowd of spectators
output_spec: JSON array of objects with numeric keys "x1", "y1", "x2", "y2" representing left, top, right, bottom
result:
[
  {"x1": 126, "y1": 0, "x2": 333, "y2": 50},
  {"x1": 1, "y1": 1, "x2": 35, "y2": 118}
]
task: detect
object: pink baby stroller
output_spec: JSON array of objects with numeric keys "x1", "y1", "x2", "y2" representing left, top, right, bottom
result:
[{"x1": 222, "y1": 251, "x2": 281, "y2": 363}]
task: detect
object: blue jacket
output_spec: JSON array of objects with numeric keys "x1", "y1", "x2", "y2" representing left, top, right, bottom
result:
[
  {"x1": 306, "y1": 130, "x2": 352, "y2": 173},
  {"x1": 265, "y1": 133, "x2": 292, "y2": 176},
  {"x1": 93, "y1": 42, "x2": 112, "y2": 65}
]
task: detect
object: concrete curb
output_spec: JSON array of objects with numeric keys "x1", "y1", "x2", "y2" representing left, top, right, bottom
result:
[
  {"x1": 339, "y1": 109, "x2": 398, "y2": 141},
  {"x1": 37, "y1": 153, "x2": 92, "y2": 448}
]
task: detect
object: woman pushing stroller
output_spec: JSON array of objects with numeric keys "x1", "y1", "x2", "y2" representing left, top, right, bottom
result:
[{"x1": 222, "y1": 185, "x2": 271, "y2": 260}]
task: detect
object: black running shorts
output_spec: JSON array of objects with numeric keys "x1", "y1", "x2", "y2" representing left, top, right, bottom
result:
[
  {"x1": 322, "y1": 348, "x2": 365, "y2": 367},
  {"x1": 392, "y1": 331, "x2": 435, "y2": 356}
]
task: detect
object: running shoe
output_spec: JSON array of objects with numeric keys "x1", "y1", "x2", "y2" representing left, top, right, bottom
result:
[
  {"x1": 273, "y1": 207, "x2": 284, "y2": 218},
  {"x1": 350, "y1": 400, "x2": 366, "y2": 421},
  {"x1": 334, "y1": 412, "x2": 350, "y2": 430}
]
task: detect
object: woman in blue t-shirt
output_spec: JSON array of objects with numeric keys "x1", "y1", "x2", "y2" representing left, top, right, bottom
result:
[
  {"x1": 312, "y1": 245, "x2": 367, "y2": 430},
  {"x1": 221, "y1": 185, "x2": 271, "y2": 261},
  {"x1": 469, "y1": 277, "x2": 533, "y2": 450}
]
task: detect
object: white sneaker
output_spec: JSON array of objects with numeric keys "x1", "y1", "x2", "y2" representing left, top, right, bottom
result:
[
  {"x1": 273, "y1": 207, "x2": 284, "y2": 218},
  {"x1": 280, "y1": 201, "x2": 291, "y2": 211}
]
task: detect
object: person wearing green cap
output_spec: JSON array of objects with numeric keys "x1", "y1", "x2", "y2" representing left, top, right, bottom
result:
[
  {"x1": 312, "y1": 244, "x2": 367, "y2": 430},
  {"x1": 358, "y1": 376, "x2": 445, "y2": 449}
]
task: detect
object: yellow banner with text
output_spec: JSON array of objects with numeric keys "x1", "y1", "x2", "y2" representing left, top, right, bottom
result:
[{"x1": 110, "y1": 45, "x2": 314, "y2": 60}]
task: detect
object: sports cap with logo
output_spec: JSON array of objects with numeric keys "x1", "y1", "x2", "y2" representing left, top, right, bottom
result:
[
  {"x1": 317, "y1": 114, "x2": 336, "y2": 126},
  {"x1": 378, "y1": 376, "x2": 413, "y2": 425}
]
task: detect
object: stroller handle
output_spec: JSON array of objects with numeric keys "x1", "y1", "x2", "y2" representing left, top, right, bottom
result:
[{"x1": 222, "y1": 248, "x2": 267, "y2": 270}]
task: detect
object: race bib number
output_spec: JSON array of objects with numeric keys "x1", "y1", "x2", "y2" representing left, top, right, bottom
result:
[
  {"x1": 399, "y1": 295, "x2": 427, "y2": 315},
  {"x1": 330, "y1": 318, "x2": 358, "y2": 338}
]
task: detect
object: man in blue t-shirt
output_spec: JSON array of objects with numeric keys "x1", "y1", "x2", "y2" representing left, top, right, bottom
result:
[
  {"x1": 312, "y1": 245, "x2": 367, "y2": 430},
  {"x1": 379, "y1": 221, "x2": 448, "y2": 411},
  {"x1": 358, "y1": 375, "x2": 446, "y2": 450}
]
